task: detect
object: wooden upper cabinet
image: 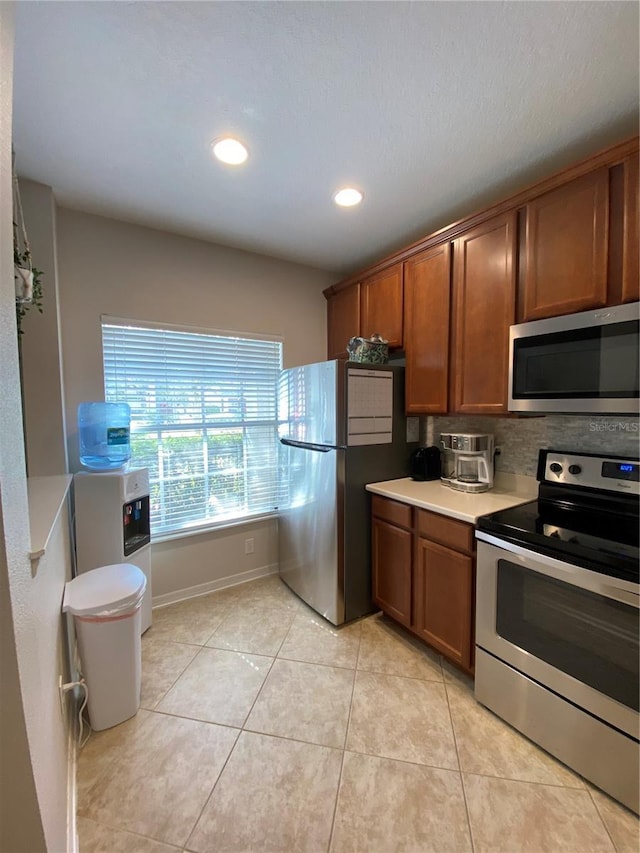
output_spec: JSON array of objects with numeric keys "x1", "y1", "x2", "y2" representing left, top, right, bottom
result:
[
  {"x1": 360, "y1": 263, "x2": 403, "y2": 348},
  {"x1": 622, "y1": 154, "x2": 639, "y2": 304},
  {"x1": 404, "y1": 243, "x2": 451, "y2": 414},
  {"x1": 327, "y1": 283, "x2": 360, "y2": 360},
  {"x1": 452, "y1": 211, "x2": 517, "y2": 414},
  {"x1": 520, "y1": 168, "x2": 609, "y2": 321}
]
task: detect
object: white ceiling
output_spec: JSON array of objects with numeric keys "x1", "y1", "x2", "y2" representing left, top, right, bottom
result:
[{"x1": 12, "y1": 1, "x2": 639, "y2": 276}]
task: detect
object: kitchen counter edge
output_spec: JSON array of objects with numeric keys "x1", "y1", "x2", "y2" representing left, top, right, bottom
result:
[{"x1": 365, "y1": 474, "x2": 538, "y2": 525}]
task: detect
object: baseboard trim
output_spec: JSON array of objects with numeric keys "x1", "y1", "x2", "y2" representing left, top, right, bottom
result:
[{"x1": 152, "y1": 563, "x2": 279, "y2": 609}]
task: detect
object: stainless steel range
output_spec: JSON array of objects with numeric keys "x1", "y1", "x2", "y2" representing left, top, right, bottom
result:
[{"x1": 475, "y1": 449, "x2": 639, "y2": 814}]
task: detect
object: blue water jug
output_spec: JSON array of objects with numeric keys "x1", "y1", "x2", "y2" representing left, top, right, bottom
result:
[{"x1": 78, "y1": 402, "x2": 131, "y2": 471}]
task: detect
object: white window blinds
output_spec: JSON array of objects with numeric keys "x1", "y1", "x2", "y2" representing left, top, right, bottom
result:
[{"x1": 102, "y1": 319, "x2": 283, "y2": 537}]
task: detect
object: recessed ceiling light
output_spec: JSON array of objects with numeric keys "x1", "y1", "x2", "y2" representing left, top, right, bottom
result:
[
  {"x1": 211, "y1": 137, "x2": 248, "y2": 166},
  {"x1": 333, "y1": 187, "x2": 363, "y2": 207}
]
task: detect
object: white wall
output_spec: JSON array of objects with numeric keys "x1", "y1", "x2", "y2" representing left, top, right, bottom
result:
[
  {"x1": 0, "y1": 6, "x2": 72, "y2": 851},
  {"x1": 55, "y1": 208, "x2": 335, "y2": 598}
]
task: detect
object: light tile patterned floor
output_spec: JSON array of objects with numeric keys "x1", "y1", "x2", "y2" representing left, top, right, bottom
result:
[{"x1": 77, "y1": 575, "x2": 639, "y2": 853}]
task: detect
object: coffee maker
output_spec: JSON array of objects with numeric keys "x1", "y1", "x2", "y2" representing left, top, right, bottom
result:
[{"x1": 440, "y1": 433, "x2": 495, "y2": 493}]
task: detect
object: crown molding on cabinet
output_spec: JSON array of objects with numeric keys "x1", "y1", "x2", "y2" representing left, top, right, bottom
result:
[{"x1": 324, "y1": 134, "x2": 639, "y2": 299}]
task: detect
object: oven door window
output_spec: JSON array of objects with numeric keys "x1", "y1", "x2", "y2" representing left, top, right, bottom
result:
[
  {"x1": 512, "y1": 320, "x2": 639, "y2": 400},
  {"x1": 496, "y1": 560, "x2": 639, "y2": 711}
]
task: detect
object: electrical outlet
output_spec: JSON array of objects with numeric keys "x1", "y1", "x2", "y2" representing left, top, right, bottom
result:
[{"x1": 244, "y1": 537, "x2": 254, "y2": 555}]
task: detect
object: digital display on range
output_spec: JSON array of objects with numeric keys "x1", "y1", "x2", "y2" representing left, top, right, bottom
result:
[{"x1": 601, "y1": 461, "x2": 640, "y2": 482}]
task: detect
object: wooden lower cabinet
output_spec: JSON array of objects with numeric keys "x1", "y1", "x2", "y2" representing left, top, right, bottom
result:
[
  {"x1": 371, "y1": 495, "x2": 413, "y2": 628},
  {"x1": 371, "y1": 496, "x2": 475, "y2": 673},
  {"x1": 414, "y1": 537, "x2": 474, "y2": 670},
  {"x1": 372, "y1": 516, "x2": 412, "y2": 628}
]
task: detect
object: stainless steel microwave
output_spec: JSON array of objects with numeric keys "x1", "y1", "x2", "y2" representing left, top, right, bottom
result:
[{"x1": 508, "y1": 302, "x2": 640, "y2": 414}]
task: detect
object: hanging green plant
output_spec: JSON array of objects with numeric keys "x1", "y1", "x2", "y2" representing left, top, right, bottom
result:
[
  {"x1": 13, "y1": 159, "x2": 44, "y2": 336},
  {"x1": 14, "y1": 240, "x2": 43, "y2": 336}
]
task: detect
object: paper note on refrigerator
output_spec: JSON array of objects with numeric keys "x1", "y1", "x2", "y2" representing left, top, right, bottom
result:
[{"x1": 346, "y1": 369, "x2": 393, "y2": 445}]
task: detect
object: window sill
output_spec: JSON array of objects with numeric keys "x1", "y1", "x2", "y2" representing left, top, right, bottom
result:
[{"x1": 152, "y1": 511, "x2": 279, "y2": 545}]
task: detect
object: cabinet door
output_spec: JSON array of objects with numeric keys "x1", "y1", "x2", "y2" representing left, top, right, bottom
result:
[
  {"x1": 404, "y1": 244, "x2": 451, "y2": 414},
  {"x1": 372, "y1": 517, "x2": 412, "y2": 628},
  {"x1": 452, "y1": 211, "x2": 516, "y2": 414},
  {"x1": 327, "y1": 283, "x2": 360, "y2": 360},
  {"x1": 521, "y1": 169, "x2": 609, "y2": 321},
  {"x1": 360, "y1": 264, "x2": 403, "y2": 348},
  {"x1": 414, "y1": 537, "x2": 473, "y2": 669},
  {"x1": 622, "y1": 154, "x2": 639, "y2": 304}
]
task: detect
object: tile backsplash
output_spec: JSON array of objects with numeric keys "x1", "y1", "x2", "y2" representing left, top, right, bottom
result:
[{"x1": 421, "y1": 415, "x2": 640, "y2": 477}]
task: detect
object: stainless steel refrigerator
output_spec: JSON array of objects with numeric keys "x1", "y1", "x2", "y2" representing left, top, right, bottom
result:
[{"x1": 278, "y1": 360, "x2": 414, "y2": 625}]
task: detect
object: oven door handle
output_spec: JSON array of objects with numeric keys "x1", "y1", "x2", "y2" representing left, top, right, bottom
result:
[{"x1": 476, "y1": 531, "x2": 639, "y2": 606}]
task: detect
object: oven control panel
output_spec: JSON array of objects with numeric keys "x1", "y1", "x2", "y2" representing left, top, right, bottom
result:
[{"x1": 541, "y1": 450, "x2": 640, "y2": 495}]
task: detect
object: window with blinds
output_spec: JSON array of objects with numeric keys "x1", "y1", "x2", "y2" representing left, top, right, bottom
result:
[{"x1": 102, "y1": 319, "x2": 283, "y2": 537}]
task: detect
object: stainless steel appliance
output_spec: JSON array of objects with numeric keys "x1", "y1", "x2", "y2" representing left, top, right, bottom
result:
[
  {"x1": 475, "y1": 449, "x2": 639, "y2": 813},
  {"x1": 508, "y1": 301, "x2": 640, "y2": 414},
  {"x1": 440, "y1": 432, "x2": 494, "y2": 493},
  {"x1": 278, "y1": 360, "x2": 413, "y2": 625}
]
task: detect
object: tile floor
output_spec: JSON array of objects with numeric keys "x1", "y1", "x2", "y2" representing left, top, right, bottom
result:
[{"x1": 77, "y1": 574, "x2": 639, "y2": 853}]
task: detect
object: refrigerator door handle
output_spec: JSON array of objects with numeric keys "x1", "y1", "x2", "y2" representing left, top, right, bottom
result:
[{"x1": 280, "y1": 438, "x2": 334, "y2": 453}]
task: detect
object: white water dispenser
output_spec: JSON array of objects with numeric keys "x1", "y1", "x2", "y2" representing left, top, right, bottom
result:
[{"x1": 74, "y1": 468, "x2": 152, "y2": 633}]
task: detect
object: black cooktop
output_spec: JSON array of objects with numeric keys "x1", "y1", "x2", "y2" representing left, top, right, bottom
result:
[{"x1": 477, "y1": 499, "x2": 639, "y2": 584}]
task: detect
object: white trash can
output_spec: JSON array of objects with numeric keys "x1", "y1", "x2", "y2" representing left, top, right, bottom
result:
[{"x1": 63, "y1": 563, "x2": 146, "y2": 731}]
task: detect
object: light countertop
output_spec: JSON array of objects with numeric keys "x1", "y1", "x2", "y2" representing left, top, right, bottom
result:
[{"x1": 366, "y1": 472, "x2": 538, "y2": 524}]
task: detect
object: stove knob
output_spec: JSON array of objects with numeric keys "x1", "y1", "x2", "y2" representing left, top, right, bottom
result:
[
  {"x1": 568, "y1": 465, "x2": 582, "y2": 475},
  {"x1": 549, "y1": 463, "x2": 563, "y2": 474}
]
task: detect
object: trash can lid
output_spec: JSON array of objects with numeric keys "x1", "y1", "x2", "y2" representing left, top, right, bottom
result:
[{"x1": 63, "y1": 563, "x2": 146, "y2": 617}]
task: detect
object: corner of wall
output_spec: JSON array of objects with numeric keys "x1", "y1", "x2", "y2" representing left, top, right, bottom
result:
[{"x1": 19, "y1": 179, "x2": 68, "y2": 476}]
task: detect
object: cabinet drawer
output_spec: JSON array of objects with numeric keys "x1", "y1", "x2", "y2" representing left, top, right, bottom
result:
[
  {"x1": 417, "y1": 509, "x2": 474, "y2": 553},
  {"x1": 371, "y1": 495, "x2": 412, "y2": 530}
]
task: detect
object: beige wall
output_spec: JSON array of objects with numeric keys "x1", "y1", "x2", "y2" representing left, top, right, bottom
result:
[
  {"x1": 0, "y1": 6, "x2": 72, "y2": 851},
  {"x1": 19, "y1": 178, "x2": 68, "y2": 476},
  {"x1": 55, "y1": 208, "x2": 335, "y2": 598},
  {"x1": 152, "y1": 518, "x2": 278, "y2": 603}
]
